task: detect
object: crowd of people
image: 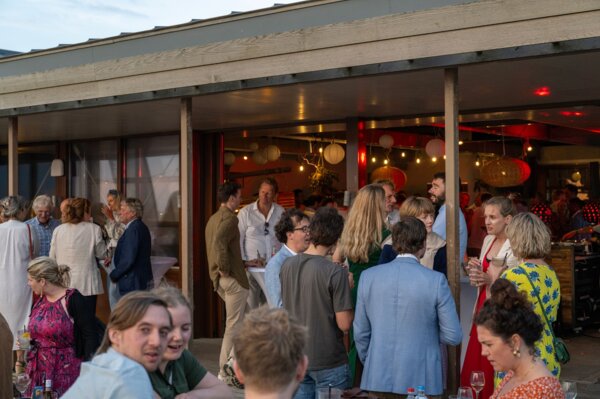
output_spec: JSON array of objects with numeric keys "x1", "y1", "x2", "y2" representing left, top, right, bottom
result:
[{"x1": 0, "y1": 173, "x2": 576, "y2": 398}]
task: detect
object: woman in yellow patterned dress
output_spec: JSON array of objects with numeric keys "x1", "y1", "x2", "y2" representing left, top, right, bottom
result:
[{"x1": 500, "y1": 212, "x2": 561, "y2": 384}]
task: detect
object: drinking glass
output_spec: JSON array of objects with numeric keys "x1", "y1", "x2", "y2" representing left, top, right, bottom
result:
[
  {"x1": 562, "y1": 380, "x2": 577, "y2": 399},
  {"x1": 470, "y1": 370, "x2": 485, "y2": 399},
  {"x1": 17, "y1": 328, "x2": 30, "y2": 350},
  {"x1": 457, "y1": 386, "x2": 474, "y2": 399},
  {"x1": 14, "y1": 373, "x2": 31, "y2": 397}
]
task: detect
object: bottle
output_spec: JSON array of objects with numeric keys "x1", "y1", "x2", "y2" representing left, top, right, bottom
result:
[
  {"x1": 416, "y1": 385, "x2": 428, "y2": 399},
  {"x1": 407, "y1": 387, "x2": 416, "y2": 399},
  {"x1": 44, "y1": 378, "x2": 56, "y2": 399}
]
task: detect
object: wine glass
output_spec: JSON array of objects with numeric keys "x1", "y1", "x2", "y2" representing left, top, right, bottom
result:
[
  {"x1": 457, "y1": 386, "x2": 474, "y2": 399},
  {"x1": 470, "y1": 370, "x2": 485, "y2": 399},
  {"x1": 562, "y1": 380, "x2": 577, "y2": 399},
  {"x1": 14, "y1": 373, "x2": 31, "y2": 397}
]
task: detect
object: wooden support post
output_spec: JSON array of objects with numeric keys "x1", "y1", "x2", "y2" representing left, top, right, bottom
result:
[
  {"x1": 8, "y1": 117, "x2": 18, "y2": 195},
  {"x1": 444, "y1": 67, "x2": 461, "y2": 396},
  {"x1": 180, "y1": 98, "x2": 194, "y2": 306}
]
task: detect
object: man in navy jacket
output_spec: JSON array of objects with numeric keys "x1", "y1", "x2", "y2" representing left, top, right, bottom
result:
[{"x1": 110, "y1": 198, "x2": 152, "y2": 296}]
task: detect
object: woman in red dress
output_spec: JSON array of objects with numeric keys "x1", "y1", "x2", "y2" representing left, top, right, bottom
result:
[{"x1": 461, "y1": 197, "x2": 518, "y2": 399}]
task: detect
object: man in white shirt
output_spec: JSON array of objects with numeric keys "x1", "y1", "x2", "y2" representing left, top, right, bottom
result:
[{"x1": 237, "y1": 178, "x2": 285, "y2": 308}]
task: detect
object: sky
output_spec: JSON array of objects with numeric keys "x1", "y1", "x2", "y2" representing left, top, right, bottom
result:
[{"x1": 0, "y1": 0, "x2": 300, "y2": 53}]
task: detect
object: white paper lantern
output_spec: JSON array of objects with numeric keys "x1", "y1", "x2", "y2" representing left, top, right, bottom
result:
[
  {"x1": 323, "y1": 143, "x2": 345, "y2": 165},
  {"x1": 571, "y1": 171, "x2": 581, "y2": 182},
  {"x1": 249, "y1": 142, "x2": 259, "y2": 151},
  {"x1": 264, "y1": 145, "x2": 281, "y2": 161},
  {"x1": 252, "y1": 150, "x2": 268, "y2": 165},
  {"x1": 378, "y1": 134, "x2": 394, "y2": 149},
  {"x1": 425, "y1": 138, "x2": 445, "y2": 158},
  {"x1": 224, "y1": 152, "x2": 236, "y2": 166}
]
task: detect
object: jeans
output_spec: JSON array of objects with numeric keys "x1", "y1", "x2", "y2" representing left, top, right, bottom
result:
[{"x1": 294, "y1": 363, "x2": 350, "y2": 399}]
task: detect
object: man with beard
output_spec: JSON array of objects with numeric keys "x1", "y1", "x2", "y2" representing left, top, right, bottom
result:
[{"x1": 428, "y1": 172, "x2": 468, "y2": 263}]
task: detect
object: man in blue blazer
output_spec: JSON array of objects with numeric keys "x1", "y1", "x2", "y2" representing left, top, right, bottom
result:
[
  {"x1": 110, "y1": 198, "x2": 152, "y2": 297},
  {"x1": 354, "y1": 217, "x2": 462, "y2": 398}
]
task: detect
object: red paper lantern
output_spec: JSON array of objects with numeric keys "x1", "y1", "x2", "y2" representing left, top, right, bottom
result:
[
  {"x1": 480, "y1": 157, "x2": 531, "y2": 187},
  {"x1": 371, "y1": 166, "x2": 407, "y2": 190},
  {"x1": 530, "y1": 203, "x2": 553, "y2": 225},
  {"x1": 582, "y1": 201, "x2": 600, "y2": 224}
]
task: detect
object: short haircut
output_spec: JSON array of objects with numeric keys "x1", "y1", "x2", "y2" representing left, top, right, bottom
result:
[
  {"x1": 475, "y1": 279, "x2": 543, "y2": 352},
  {"x1": 309, "y1": 207, "x2": 344, "y2": 247},
  {"x1": 107, "y1": 189, "x2": 121, "y2": 200},
  {"x1": 217, "y1": 182, "x2": 241, "y2": 204},
  {"x1": 32, "y1": 195, "x2": 53, "y2": 211},
  {"x1": 97, "y1": 291, "x2": 171, "y2": 354},
  {"x1": 274, "y1": 209, "x2": 309, "y2": 243},
  {"x1": 258, "y1": 177, "x2": 279, "y2": 194},
  {"x1": 0, "y1": 196, "x2": 21, "y2": 219},
  {"x1": 392, "y1": 217, "x2": 427, "y2": 255},
  {"x1": 399, "y1": 196, "x2": 435, "y2": 218},
  {"x1": 123, "y1": 198, "x2": 144, "y2": 218},
  {"x1": 63, "y1": 197, "x2": 85, "y2": 224},
  {"x1": 233, "y1": 307, "x2": 307, "y2": 392},
  {"x1": 28, "y1": 256, "x2": 70, "y2": 288},
  {"x1": 373, "y1": 178, "x2": 395, "y2": 191},
  {"x1": 484, "y1": 196, "x2": 517, "y2": 217},
  {"x1": 433, "y1": 172, "x2": 446, "y2": 182},
  {"x1": 505, "y1": 212, "x2": 551, "y2": 259}
]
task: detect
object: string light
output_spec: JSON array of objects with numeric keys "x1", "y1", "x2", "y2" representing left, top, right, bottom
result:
[
  {"x1": 319, "y1": 147, "x2": 323, "y2": 153},
  {"x1": 383, "y1": 159, "x2": 389, "y2": 165},
  {"x1": 401, "y1": 152, "x2": 406, "y2": 158},
  {"x1": 458, "y1": 140, "x2": 464, "y2": 145},
  {"x1": 243, "y1": 155, "x2": 248, "y2": 160},
  {"x1": 431, "y1": 157, "x2": 437, "y2": 163},
  {"x1": 416, "y1": 157, "x2": 421, "y2": 164},
  {"x1": 443, "y1": 155, "x2": 446, "y2": 160},
  {"x1": 527, "y1": 145, "x2": 533, "y2": 152},
  {"x1": 372, "y1": 157, "x2": 377, "y2": 163},
  {"x1": 475, "y1": 159, "x2": 480, "y2": 167},
  {"x1": 299, "y1": 165, "x2": 304, "y2": 172}
]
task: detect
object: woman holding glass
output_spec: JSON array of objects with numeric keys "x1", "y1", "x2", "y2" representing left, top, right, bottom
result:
[
  {"x1": 150, "y1": 286, "x2": 231, "y2": 398},
  {"x1": 21, "y1": 257, "x2": 100, "y2": 397},
  {"x1": 500, "y1": 212, "x2": 561, "y2": 380},
  {"x1": 474, "y1": 278, "x2": 563, "y2": 399},
  {"x1": 461, "y1": 196, "x2": 518, "y2": 399}
]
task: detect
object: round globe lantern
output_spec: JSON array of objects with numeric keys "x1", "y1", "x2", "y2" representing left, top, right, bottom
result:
[
  {"x1": 378, "y1": 134, "x2": 394, "y2": 149},
  {"x1": 530, "y1": 203, "x2": 553, "y2": 225},
  {"x1": 252, "y1": 150, "x2": 268, "y2": 165},
  {"x1": 571, "y1": 171, "x2": 582, "y2": 182},
  {"x1": 370, "y1": 166, "x2": 407, "y2": 190},
  {"x1": 323, "y1": 143, "x2": 345, "y2": 165},
  {"x1": 264, "y1": 145, "x2": 281, "y2": 161},
  {"x1": 249, "y1": 142, "x2": 259, "y2": 151},
  {"x1": 425, "y1": 138, "x2": 445, "y2": 158},
  {"x1": 480, "y1": 157, "x2": 531, "y2": 187},
  {"x1": 223, "y1": 152, "x2": 236, "y2": 166}
]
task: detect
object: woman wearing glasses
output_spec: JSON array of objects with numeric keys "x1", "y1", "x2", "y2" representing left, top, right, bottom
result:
[{"x1": 461, "y1": 196, "x2": 519, "y2": 399}]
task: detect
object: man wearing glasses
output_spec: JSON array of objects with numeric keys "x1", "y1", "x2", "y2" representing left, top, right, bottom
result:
[
  {"x1": 265, "y1": 209, "x2": 310, "y2": 308},
  {"x1": 237, "y1": 177, "x2": 285, "y2": 309},
  {"x1": 25, "y1": 195, "x2": 60, "y2": 257}
]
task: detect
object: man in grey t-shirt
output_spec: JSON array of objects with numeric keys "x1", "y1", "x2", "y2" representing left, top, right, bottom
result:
[{"x1": 280, "y1": 207, "x2": 353, "y2": 398}]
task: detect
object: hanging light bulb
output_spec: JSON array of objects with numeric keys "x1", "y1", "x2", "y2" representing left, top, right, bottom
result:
[
  {"x1": 443, "y1": 155, "x2": 447, "y2": 160},
  {"x1": 372, "y1": 156, "x2": 377, "y2": 163},
  {"x1": 416, "y1": 157, "x2": 421, "y2": 164},
  {"x1": 319, "y1": 147, "x2": 323, "y2": 153},
  {"x1": 458, "y1": 140, "x2": 464, "y2": 145},
  {"x1": 431, "y1": 157, "x2": 437, "y2": 163},
  {"x1": 383, "y1": 159, "x2": 389, "y2": 165},
  {"x1": 475, "y1": 158, "x2": 481, "y2": 167},
  {"x1": 299, "y1": 165, "x2": 304, "y2": 172},
  {"x1": 401, "y1": 151, "x2": 406, "y2": 158},
  {"x1": 527, "y1": 144, "x2": 533, "y2": 152},
  {"x1": 243, "y1": 155, "x2": 248, "y2": 160}
]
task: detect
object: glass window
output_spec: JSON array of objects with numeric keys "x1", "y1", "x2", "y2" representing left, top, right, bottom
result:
[
  {"x1": 70, "y1": 140, "x2": 119, "y2": 218},
  {"x1": 0, "y1": 145, "x2": 57, "y2": 201},
  {"x1": 126, "y1": 135, "x2": 179, "y2": 258}
]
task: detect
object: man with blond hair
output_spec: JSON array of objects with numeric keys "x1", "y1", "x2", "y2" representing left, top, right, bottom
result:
[{"x1": 233, "y1": 307, "x2": 308, "y2": 399}]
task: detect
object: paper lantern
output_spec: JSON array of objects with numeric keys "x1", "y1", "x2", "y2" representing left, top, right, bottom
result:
[
  {"x1": 264, "y1": 145, "x2": 281, "y2": 161},
  {"x1": 425, "y1": 138, "x2": 445, "y2": 158},
  {"x1": 571, "y1": 171, "x2": 581, "y2": 182},
  {"x1": 378, "y1": 134, "x2": 394, "y2": 149},
  {"x1": 582, "y1": 201, "x2": 600, "y2": 224},
  {"x1": 480, "y1": 157, "x2": 531, "y2": 187},
  {"x1": 371, "y1": 166, "x2": 407, "y2": 190},
  {"x1": 324, "y1": 143, "x2": 345, "y2": 165},
  {"x1": 252, "y1": 150, "x2": 268, "y2": 165},
  {"x1": 530, "y1": 203, "x2": 553, "y2": 225},
  {"x1": 223, "y1": 152, "x2": 236, "y2": 166},
  {"x1": 249, "y1": 142, "x2": 259, "y2": 151}
]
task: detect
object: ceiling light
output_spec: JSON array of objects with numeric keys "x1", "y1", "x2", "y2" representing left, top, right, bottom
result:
[
  {"x1": 243, "y1": 155, "x2": 248, "y2": 160},
  {"x1": 371, "y1": 157, "x2": 377, "y2": 163},
  {"x1": 383, "y1": 159, "x2": 389, "y2": 165},
  {"x1": 534, "y1": 86, "x2": 551, "y2": 96},
  {"x1": 401, "y1": 152, "x2": 406, "y2": 158}
]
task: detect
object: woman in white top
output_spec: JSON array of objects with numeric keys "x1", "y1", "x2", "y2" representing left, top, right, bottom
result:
[
  {"x1": 50, "y1": 197, "x2": 107, "y2": 315},
  {"x1": 0, "y1": 196, "x2": 33, "y2": 350}
]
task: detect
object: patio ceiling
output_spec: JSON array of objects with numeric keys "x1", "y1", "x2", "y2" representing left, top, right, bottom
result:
[{"x1": 1, "y1": 49, "x2": 599, "y2": 145}]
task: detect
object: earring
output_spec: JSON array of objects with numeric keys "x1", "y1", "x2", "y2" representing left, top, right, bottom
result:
[{"x1": 512, "y1": 348, "x2": 521, "y2": 358}]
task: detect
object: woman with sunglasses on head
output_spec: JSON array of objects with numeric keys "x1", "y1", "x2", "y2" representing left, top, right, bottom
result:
[
  {"x1": 461, "y1": 196, "x2": 519, "y2": 398},
  {"x1": 150, "y1": 286, "x2": 232, "y2": 399}
]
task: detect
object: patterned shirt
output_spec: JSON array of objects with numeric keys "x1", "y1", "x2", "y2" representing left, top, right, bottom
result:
[{"x1": 25, "y1": 217, "x2": 60, "y2": 257}]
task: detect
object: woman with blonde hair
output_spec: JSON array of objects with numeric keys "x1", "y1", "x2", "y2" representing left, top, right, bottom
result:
[
  {"x1": 378, "y1": 196, "x2": 447, "y2": 274},
  {"x1": 462, "y1": 196, "x2": 519, "y2": 398},
  {"x1": 500, "y1": 212, "x2": 561, "y2": 382},
  {"x1": 50, "y1": 197, "x2": 107, "y2": 315},
  {"x1": 334, "y1": 184, "x2": 389, "y2": 384},
  {"x1": 21, "y1": 257, "x2": 99, "y2": 396}
]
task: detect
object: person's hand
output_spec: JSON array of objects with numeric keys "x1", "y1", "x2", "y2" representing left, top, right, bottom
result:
[
  {"x1": 245, "y1": 259, "x2": 263, "y2": 268},
  {"x1": 347, "y1": 270, "x2": 355, "y2": 290},
  {"x1": 469, "y1": 267, "x2": 492, "y2": 287},
  {"x1": 101, "y1": 204, "x2": 114, "y2": 221}
]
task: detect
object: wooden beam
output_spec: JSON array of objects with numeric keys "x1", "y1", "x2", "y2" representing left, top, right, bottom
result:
[
  {"x1": 444, "y1": 67, "x2": 461, "y2": 396},
  {"x1": 8, "y1": 117, "x2": 18, "y2": 195},
  {"x1": 180, "y1": 99, "x2": 193, "y2": 307}
]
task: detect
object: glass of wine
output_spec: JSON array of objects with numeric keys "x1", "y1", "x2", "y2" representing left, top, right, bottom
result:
[
  {"x1": 457, "y1": 386, "x2": 474, "y2": 399},
  {"x1": 470, "y1": 371, "x2": 485, "y2": 399},
  {"x1": 562, "y1": 380, "x2": 577, "y2": 399},
  {"x1": 14, "y1": 372, "x2": 31, "y2": 397}
]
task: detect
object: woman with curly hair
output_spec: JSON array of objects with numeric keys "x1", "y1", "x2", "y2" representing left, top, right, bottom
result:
[
  {"x1": 475, "y1": 278, "x2": 563, "y2": 399},
  {"x1": 334, "y1": 184, "x2": 389, "y2": 384}
]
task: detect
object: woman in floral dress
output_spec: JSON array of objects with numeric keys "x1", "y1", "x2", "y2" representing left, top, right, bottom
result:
[{"x1": 22, "y1": 257, "x2": 99, "y2": 396}]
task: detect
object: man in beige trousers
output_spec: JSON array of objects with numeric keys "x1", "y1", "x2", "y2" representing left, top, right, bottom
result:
[{"x1": 205, "y1": 181, "x2": 250, "y2": 387}]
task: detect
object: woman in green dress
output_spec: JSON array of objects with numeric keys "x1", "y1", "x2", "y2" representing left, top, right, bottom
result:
[{"x1": 335, "y1": 184, "x2": 390, "y2": 384}]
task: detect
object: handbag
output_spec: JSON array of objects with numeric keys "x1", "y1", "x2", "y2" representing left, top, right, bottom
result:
[{"x1": 518, "y1": 266, "x2": 570, "y2": 364}]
